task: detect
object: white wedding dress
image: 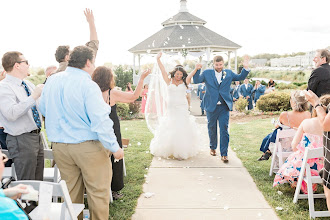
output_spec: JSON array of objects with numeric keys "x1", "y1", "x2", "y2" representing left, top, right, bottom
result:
[{"x1": 149, "y1": 82, "x2": 201, "y2": 159}]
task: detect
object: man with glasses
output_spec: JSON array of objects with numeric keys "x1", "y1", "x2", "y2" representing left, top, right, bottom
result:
[
  {"x1": 308, "y1": 49, "x2": 330, "y2": 97},
  {"x1": 0, "y1": 51, "x2": 44, "y2": 181}
]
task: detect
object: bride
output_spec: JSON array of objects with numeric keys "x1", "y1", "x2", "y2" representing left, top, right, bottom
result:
[{"x1": 148, "y1": 52, "x2": 202, "y2": 160}]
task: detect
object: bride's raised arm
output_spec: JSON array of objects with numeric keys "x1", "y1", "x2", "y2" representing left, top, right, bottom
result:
[
  {"x1": 157, "y1": 52, "x2": 171, "y2": 85},
  {"x1": 186, "y1": 63, "x2": 202, "y2": 84}
]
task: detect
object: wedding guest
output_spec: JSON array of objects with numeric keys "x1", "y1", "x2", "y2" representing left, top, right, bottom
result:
[
  {"x1": 125, "y1": 82, "x2": 134, "y2": 93},
  {"x1": 0, "y1": 51, "x2": 44, "y2": 180},
  {"x1": 305, "y1": 90, "x2": 330, "y2": 211},
  {"x1": 232, "y1": 81, "x2": 241, "y2": 102},
  {"x1": 239, "y1": 78, "x2": 254, "y2": 110},
  {"x1": 54, "y1": 9, "x2": 99, "y2": 74},
  {"x1": 273, "y1": 94, "x2": 330, "y2": 193},
  {"x1": 0, "y1": 150, "x2": 29, "y2": 219},
  {"x1": 39, "y1": 46, "x2": 124, "y2": 219},
  {"x1": 307, "y1": 49, "x2": 330, "y2": 97},
  {"x1": 268, "y1": 78, "x2": 275, "y2": 89},
  {"x1": 257, "y1": 91, "x2": 310, "y2": 161},
  {"x1": 141, "y1": 84, "x2": 149, "y2": 114},
  {"x1": 197, "y1": 82, "x2": 206, "y2": 115},
  {"x1": 92, "y1": 66, "x2": 150, "y2": 199},
  {"x1": 45, "y1": 65, "x2": 57, "y2": 78},
  {"x1": 252, "y1": 80, "x2": 266, "y2": 104}
]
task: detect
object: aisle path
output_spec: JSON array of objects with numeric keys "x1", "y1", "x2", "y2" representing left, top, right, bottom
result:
[{"x1": 132, "y1": 93, "x2": 279, "y2": 220}]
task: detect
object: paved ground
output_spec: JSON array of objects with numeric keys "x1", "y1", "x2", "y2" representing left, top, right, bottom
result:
[{"x1": 132, "y1": 91, "x2": 279, "y2": 220}]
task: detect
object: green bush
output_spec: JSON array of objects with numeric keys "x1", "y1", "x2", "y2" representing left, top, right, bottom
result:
[
  {"x1": 116, "y1": 103, "x2": 130, "y2": 119},
  {"x1": 129, "y1": 101, "x2": 141, "y2": 115},
  {"x1": 27, "y1": 75, "x2": 46, "y2": 85},
  {"x1": 235, "y1": 97, "x2": 248, "y2": 112},
  {"x1": 275, "y1": 83, "x2": 297, "y2": 90},
  {"x1": 256, "y1": 92, "x2": 291, "y2": 112}
]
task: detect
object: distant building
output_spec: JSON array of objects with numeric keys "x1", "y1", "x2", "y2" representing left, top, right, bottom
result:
[
  {"x1": 250, "y1": 59, "x2": 267, "y2": 67},
  {"x1": 270, "y1": 51, "x2": 315, "y2": 67}
]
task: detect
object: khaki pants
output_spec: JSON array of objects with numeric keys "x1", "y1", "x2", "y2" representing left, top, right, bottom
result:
[{"x1": 52, "y1": 141, "x2": 112, "y2": 220}]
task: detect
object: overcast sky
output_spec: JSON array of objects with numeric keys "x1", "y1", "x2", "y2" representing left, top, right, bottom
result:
[{"x1": 0, "y1": 0, "x2": 329, "y2": 68}]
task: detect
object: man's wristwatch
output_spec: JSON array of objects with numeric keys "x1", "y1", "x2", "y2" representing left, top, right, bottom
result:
[{"x1": 314, "y1": 103, "x2": 324, "y2": 109}]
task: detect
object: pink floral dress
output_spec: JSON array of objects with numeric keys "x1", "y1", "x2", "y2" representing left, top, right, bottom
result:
[{"x1": 273, "y1": 133, "x2": 324, "y2": 194}]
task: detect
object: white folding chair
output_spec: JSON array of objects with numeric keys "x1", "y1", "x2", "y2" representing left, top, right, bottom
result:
[
  {"x1": 293, "y1": 147, "x2": 329, "y2": 219},
  {"x1": 269, "y1": 128, "x2": 296, "y2": 176},
  {"x1": 43, "y1": 149, "x2": 61, "y2": 183},
  {"x1": 10, "y1": 180, "x2": 84, "y2": 220}
]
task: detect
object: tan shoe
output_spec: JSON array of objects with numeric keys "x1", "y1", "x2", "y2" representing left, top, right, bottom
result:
[
  {"x1": 210, "y1": 149, "x2": 216, "y2": 156},
  {"x1": 221, "y1": 156, "x2": 228, "y2": 163}
]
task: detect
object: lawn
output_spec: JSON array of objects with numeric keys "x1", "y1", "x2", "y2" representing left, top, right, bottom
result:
[{"x1": 229, "y1": 117, "x2": 329, "y2": 220}]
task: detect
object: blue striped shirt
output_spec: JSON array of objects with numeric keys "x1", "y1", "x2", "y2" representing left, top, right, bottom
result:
[{"x1": 39, "y1": 67, "x2": 119, "y2": 153}]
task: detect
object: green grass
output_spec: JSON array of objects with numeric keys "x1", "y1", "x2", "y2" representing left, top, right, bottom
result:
[
  {"x1": 229, "y1": 118, "x2": 329, "y2": 220},
  {"x1": 108, "y1": 119, "x2": 153, "y2": 220}
]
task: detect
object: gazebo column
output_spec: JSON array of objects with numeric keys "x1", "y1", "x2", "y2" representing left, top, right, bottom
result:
[
  {"x1": 206, "y1": 47, "x2": 211, "y2": 68},
  {"x1": 138, "y1": 54, "x2": 141, "y2": 74},
  {"x1": 227, "y1": 51, "x2": 231, "y2": 69},
  {"x1": 234, "y1": 50, "x2": 238, "y2": 73},
  {"x1": 133, "y1": 53, "x2": 136, "y2": 75}
]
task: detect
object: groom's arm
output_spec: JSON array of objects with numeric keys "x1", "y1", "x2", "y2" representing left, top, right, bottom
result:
[
  {"x1": 193, "y1": 69, "x2": 205, "y2": 84},
  {"x1": 232, "y1": 68, "x2": 250, "y2": 81}
]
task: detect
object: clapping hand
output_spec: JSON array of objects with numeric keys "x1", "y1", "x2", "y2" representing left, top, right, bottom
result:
[
  {"x1": 305, "y1": 90, "x2": 319, "y2": 107},
  {"x1": 84, "y1": 8, "x2": 94, "y2": 24},
  {"x1": 243, "y1": 55, "x2": 250, "y2": 69}
]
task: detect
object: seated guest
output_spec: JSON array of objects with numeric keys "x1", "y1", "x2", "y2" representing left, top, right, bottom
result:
[
  {"x1": 0, "y1": 150, "x2": 29, "y2": 219},
  {"x1": 239, "y1": 78, "x2": 253, "y2": 110},
  {"x1": 0, "y1": 51, "x2": 44, "y2": 180},
  {"x1": 258, "y1": 91, "x2": 311, "y2": 161},
  {"x1": 268, "y1": 78, "x2": 275, "y2": 88},
  {"x1": 252, "y1": 80, "x2": 266, "y2": 104},
  {"x1": 273, "y1": 94, "x2": 330, "y2": 193},
  {"x1": 92, "y1": 67, "x2": 150, "y2": 199}
]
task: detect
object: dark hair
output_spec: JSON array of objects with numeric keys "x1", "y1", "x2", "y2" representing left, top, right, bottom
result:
[
  {"x1": 92, "y1": 66, "x2": 114, "y2": 92},
  {"x1": 2, "y1": 51, "x2": 23, "y2": 72},
  {"x1": 68, "y1": 46, "x2": 94, "y2": 69},
  {"x1": 213, "y1": 56, "x2": 224, "y2": 63},
  {"x1": 317, "y1": 49, "x2": 330, "y2": 63},
  {"x1": 126, "y1": 82, "x2": 132, "y2": 91},
  {"x1": 169, "y1": 65, "x2": 188, "y2": 88},
  {"x1": 312, "y1": 94, "x2": 330, "y2": 117},
  {"x1": 55, "y1": 46, "x2": 70, "y2": 63}
]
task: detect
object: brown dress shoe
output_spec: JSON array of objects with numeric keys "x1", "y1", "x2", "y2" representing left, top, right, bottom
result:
[
  {"x1": 210, "y1": 149, "x2": 216, "y2": 156},
  {"x1": 221, "y1": 156, "x2": 229, "y2": 163}
]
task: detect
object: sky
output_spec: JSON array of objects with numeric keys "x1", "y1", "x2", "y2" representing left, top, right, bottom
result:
[{"x1": 0, "y1": 0, "x2": 329, "y2": 68}]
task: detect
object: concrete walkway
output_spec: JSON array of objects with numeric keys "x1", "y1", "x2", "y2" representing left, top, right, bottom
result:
[{"x1": 132, "y1": 92, "x2": 279, "y2": 220}]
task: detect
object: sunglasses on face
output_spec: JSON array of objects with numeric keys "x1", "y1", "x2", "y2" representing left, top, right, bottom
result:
[{"x1": 17, "y1": 60, "x2": 29, "y2": 65}]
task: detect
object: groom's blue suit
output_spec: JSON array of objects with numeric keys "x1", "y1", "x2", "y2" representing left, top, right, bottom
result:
[{"x1": 193, "y1": 68, "x2": 250, "y2": 156}]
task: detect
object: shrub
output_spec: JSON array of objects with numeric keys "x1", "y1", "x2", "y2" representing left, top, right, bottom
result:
[
  {"x1": 256, "y1": 92, "x2": 291, "y2": 112},
  {"x1": 235, "y1": 97, "x2": 248, "y2": 112},
  {"x1": 27, "y1": 75, "x2": 46, "y2": 85},
  {"x1": 129, "y1": 101, "x2": 141, "y2": 115},
  {"x1": 116, "y1": 102, "x2": 130, "y2": 119},
  {"x1": 275, "y1": 83, "x2": 297, "y2": 90}
]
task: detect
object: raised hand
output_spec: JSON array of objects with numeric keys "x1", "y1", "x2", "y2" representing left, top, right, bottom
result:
[
  {"x1": 242, "y1": 55, "x2": 250, "y2": 69},
  {"x1": 195, "y1": 63, "x2": 202, "y2": 70},
  {"x1": 84, "y1": 8, "x2": 94, "y2": 24},
  {"x1": 157, "y1": 52, "x2": 162, "y2": 60},
  {"x1": 305, "y1": 90, "x2": 319, "y2": 107},
  {"x1": 0, "y1": 71, "x2": 6, "y2": 81},
  {"x1": 141, "y1": 69, "x2": 151, "y2": 79}
]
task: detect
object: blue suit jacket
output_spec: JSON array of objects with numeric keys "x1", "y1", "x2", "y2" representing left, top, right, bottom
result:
[
  {"x1": 239, "y1": 84, "x2": 253, "y2": 98},
  {"x1": 232, "y1": 85, "x2": 241, "y2": 99},
  {"x1": 197, "y1": 84, "x2": 206, "y2": 100},
  {"x1": 193, "y1": 68, "x2": 249, "y2": 112},
  {"x1": 252, "y1": 85, "x2": 266, "y2": 102}
]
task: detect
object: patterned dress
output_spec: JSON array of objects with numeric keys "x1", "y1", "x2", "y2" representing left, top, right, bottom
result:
[{"x1": 273, "y1": 133, "x2": 324, "y2": 194}]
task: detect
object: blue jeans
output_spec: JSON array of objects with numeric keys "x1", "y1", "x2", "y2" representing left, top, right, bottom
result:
[{"x1": 259, "y1": 128, "x2": 280, "y2": 153}]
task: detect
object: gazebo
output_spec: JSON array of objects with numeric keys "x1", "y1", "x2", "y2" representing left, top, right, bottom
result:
[{"x1": 129, "y1": 0, "x2": 241, "y2": 84}]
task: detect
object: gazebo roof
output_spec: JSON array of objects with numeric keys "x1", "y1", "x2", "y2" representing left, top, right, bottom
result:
[{"x1": 129, "y1": 0, "x2": 241, "y2": 54}]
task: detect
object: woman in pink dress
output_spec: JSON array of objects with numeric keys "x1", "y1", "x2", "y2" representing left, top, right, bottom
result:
[
  {"x1": 141, "y1": 84, "x2": 148, "y2": 113},
  {"x1": 273, "y1": 94, "x2": 330, "y2": 193}
]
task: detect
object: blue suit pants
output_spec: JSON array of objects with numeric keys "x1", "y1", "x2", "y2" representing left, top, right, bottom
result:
[{"x1": 206, "y1": 104, "x2": 229, "y2": 156}]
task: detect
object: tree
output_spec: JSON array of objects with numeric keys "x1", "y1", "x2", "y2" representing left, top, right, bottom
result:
[{"x1": 113, "y1": 65, "x2": 133, "y2": 90}]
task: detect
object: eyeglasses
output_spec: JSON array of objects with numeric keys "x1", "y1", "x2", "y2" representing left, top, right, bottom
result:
[
  {"x1": 17, "y1": 60, "x2": 29, "y2": 65},
  {"x1": 1, "y1": 153, "x2": 8, "y2": 163}
]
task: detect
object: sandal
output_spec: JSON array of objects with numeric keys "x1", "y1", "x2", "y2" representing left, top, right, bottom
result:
[{"x1": 112, "y1": 191, "x2": 124, "y2": 200}]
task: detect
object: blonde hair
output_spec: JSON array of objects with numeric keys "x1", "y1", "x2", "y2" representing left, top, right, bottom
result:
[
  {"x1": 312, "y1": 94, "x2": 330, "y2": 117},
  {"x1": 291, "y1": 90, "x2": 308, "y2": 112}
]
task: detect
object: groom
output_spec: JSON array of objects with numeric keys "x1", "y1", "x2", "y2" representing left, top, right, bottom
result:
[{"x1": 193, "y1": 56, "x2": 250, "y2": 162}]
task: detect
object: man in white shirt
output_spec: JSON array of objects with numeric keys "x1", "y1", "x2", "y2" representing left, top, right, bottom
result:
[{"x1": 0, "y1": 51, "x2": 44, "y2": 180}]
